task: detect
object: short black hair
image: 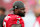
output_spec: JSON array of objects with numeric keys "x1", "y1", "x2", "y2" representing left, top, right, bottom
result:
[{"x1": 0, "y1": 7, "x2": 5, "y2": 12}]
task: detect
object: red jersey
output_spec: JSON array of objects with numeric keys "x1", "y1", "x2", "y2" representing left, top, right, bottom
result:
[
  {"x1": 33, "y1": 16, "x2": 40, "y2": 27},
  {"x1": 3, "y1": 14, "x2": 24, "y2": 27}
]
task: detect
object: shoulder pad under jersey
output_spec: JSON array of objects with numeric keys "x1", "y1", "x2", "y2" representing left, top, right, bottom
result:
[{"x1": 4, "y1": 14, "x2": 21, "y2": 21}]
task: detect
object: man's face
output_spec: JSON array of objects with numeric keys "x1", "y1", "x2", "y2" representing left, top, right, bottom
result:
[
  {"x1": 0, "y1": 10, "x2": 5, "y2": 15},
  {"x1": 34, "y1": 8, "x2": 40, "y2": 16},
  {"x1": 14, "y1": 8, "x2": 25, "y2": 17}
]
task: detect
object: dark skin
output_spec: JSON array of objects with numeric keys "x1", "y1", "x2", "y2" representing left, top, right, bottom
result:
[
  {"x1": 0, "y1": 10, "x2": 5, "y2": 16},
  {"x1": 13, "y1": 8, "x2": 25, "y2": 17}
]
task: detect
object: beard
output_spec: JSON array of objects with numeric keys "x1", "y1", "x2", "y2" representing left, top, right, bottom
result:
[
  {"x1": 17, "y1": 12, "x2": 25, "y2": 17},
  {"x1": 14, "y1": 11, "x2": 25, "y2": 17}
]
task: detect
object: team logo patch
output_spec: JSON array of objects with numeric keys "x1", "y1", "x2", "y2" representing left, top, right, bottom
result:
[{"x1": 17, "y1": 20, "x2": 20, "y2": 24}]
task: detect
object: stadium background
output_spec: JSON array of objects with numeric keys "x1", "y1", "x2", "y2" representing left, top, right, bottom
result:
[{"x1": 0, "y1": 0, "x2": 39, "y2": 15}]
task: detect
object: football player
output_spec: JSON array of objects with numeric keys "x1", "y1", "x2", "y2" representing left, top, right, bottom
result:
[{"x1": 3, "y1": 1, "x2": 25, "y2": 27}]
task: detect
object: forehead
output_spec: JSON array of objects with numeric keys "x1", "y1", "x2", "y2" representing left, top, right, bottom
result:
[{"x1": 0, "y1": 10, "x2": 4, "y2": 12}]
